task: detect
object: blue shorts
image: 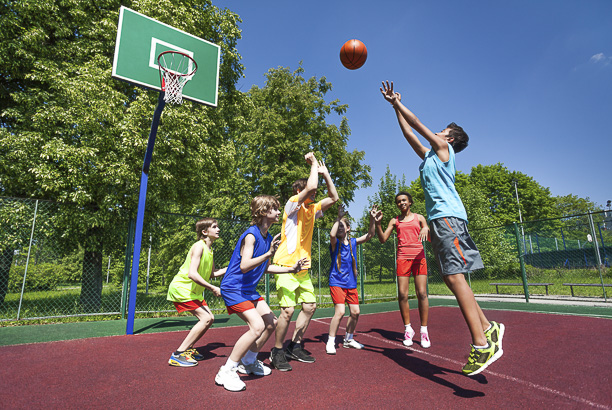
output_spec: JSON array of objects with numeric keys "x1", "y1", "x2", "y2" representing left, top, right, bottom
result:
[{"x1": 430, "y1": 217, "x2": 484, "y2": 275}]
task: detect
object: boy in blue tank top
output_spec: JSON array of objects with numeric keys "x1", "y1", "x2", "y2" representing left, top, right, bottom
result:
[
  {"x1": 380, "y1": 81, "x2": 505, "y2": 376},
  {"x1": 214, "y1": 195, "x2": 308, "y2": 392}
]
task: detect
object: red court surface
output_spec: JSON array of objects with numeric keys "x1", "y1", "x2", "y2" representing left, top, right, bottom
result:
[{"x1": 1, "y1": 306, "x2": 611, "y2": 409}]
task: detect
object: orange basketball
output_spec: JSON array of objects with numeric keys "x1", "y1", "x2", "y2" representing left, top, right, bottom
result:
[{"x1": 340, "y1": 39, "x2": 367, "y2": 70}]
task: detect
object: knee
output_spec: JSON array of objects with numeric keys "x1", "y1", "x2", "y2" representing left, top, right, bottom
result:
[
  {"x1": 350, "y1": 311, "x2": 360, "y2": 320},
  {"x1": 281, "y1": 307, "x2": 295, "y2": 320},
  {"x1": 334, "y1": 306, "x2": 346, "y2": 318},
  {"x1": 303, "y1": 303, "x2": 316, "y2": 315},
  {"x1": 416, "y1": 290, "x2": 428, "y2": 301},
  {"x1": 398, "y1": 292, "x2": 409, "y2": 302}
]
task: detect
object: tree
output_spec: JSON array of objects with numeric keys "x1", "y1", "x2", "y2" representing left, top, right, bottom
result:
[
  {"x1": 203, "y1": 64, "x2": 372, "y2": 224},
  {"x1": 0, "y1": 0, "x2": 243, "y2": 310},
  {"x1": 469, "y1": 163, "x2": 557, "y2": 225}
]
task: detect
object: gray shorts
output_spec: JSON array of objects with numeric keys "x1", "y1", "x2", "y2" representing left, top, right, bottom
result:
[{"x1": 430, "y1": 217, "x2": 484, "y2": 276}]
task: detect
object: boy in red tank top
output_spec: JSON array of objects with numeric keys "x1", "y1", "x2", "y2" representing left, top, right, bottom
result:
[{"x1": 374, "y1": 192, "x2": 431, "y2": 348}]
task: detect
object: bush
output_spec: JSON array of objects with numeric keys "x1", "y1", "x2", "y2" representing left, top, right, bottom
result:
[{"x1": 8, "y1": 263, "x2": 64, "y2": 292}]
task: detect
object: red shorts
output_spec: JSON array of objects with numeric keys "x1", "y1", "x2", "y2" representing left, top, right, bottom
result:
[
  {"x1": 173, "y1": 299, "x2": 207, "y2": 313},
  {"x1": 226, "y1": 297, "x2": 264, "y2": 315},
  {"x1": 397, "y1": 258, "x2": 427, "y2": 277},
  {"x1": 330, "y1": 286, "x2": 359, "y2": 305}
]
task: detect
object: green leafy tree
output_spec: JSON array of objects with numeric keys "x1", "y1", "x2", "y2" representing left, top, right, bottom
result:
[
  {"x1": 469, "y1": 163, "x2": 557, "y2": 225},
  {"x1": 0, "y1": 0, "x2": 243, "y2": 310},
  {"x1": 206, "y1": 65, "x2": 372, "y2": 225}
]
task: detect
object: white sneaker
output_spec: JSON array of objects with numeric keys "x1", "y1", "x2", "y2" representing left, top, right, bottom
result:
[
  {"x1": 343, "y1": 338, "x2": 364, "y2": 349},
  {"x1": 237, "y1": 360, "x2": 271, "y2": 376},
  {"x1": 403, "y1": 327, "x2": 415, "y2": 347},
  {"x1": 326, "y1": 343, "x2": 337, "y2": 355},
  {"x1": 420, "y1": 331, "x2": 431, "y2": 348},
  {"x1": 215, "y1": 366, "x2": 246, "y2": 392}
]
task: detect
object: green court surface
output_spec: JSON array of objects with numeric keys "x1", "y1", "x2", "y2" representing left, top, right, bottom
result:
[{"x1": 1, "y1": 298, "x2": 610, "y2": 347}]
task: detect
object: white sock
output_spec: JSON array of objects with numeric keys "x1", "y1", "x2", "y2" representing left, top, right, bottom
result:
[
  {"x1": 474, "y1": 343, "x2": 489, "y2": 349},
  {"x1": 345, "y1": 333, "x2": 353, "y2": 340},
  {"x1": 485, "y1": 323, "x2": 492, "y2": 332},
  {"x1": 242, "y1": 350, "x2": 258, "y2": 365},
  {"x1": 328, "y1": 335, "x2": 335, "y2": 345},
  {"x1": 421, "y1": 326, "x2": 428, "y2": 334},
  {"x1": 405, "y1": 324, "x2": 413, "y2": 332},
  {"x1": 224, "y1": 358, "x2": 239, "y2": 370}
]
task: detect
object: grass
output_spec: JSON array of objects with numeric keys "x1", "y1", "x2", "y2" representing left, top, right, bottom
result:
[{"x1": 1, "y1": 267, "x2": 609, "y2": 325}]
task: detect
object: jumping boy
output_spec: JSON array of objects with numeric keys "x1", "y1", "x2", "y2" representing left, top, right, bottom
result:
[
  {"x1": 380, "y1": 81, "x2": 504, "y2": 376},
  {"x1": 270, "y1": 152, "x2": 339, "y2": 371},
  {"x1": 215, "y1": 195, "x2": 308, "y2": 392}
]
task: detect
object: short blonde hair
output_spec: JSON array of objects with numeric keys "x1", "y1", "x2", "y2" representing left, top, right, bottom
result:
[{"x1": 251, "y1": 195, "x2": 281, "y2": 225}]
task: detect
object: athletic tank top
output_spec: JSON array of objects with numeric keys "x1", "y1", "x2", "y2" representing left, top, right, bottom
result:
[
  {"x1": 395, "y1": 214, "x2": 425, "y2": 259},
  {"x1": 167, "y1": 240, "x2": 213, "y2": 303}
]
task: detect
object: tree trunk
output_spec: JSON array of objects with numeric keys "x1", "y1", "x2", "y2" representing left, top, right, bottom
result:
[
  {"x1": 0, "y1": 248, "x2": 14, "y2": 306},
  {"x1": 80, "y1": 228, "x2": 103, "y2": 312}
]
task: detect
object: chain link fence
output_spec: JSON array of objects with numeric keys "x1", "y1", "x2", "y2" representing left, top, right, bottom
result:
[{"x1": 1, "y1": 197, "x2": 610, "y2": 323}]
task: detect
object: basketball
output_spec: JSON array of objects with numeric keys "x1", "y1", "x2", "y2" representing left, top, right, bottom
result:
[{"x1": 340, "y1": 39, "x2": 367, "y2": 70}]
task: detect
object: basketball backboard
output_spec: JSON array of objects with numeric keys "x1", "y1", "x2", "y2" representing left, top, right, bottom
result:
[{"x1": 112, "y1": 6, "x2": 220, "y2": 106}]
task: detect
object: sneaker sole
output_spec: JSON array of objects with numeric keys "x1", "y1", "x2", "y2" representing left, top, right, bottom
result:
[
  {"x1": 402, "y1": 339, "x2": 414, "y2": 347},
  {"x1": 214, "y1": 380, "x2": 246, "y2": 392},
  {"x1": 497, "y1": 323, "x2": 505, "y2": 351},
  {"x1": 464, "y1": 348, "x2": 504, "y2": 376},
  {"x1": 285, "y1": 352, "x2": 315, "y2": 363},
  {"x1": 343, "y1": 344, "x2": 363, "y2": 349},
  {"x1": 168, "y1": 360, "x2": 198, "y2": 367}
]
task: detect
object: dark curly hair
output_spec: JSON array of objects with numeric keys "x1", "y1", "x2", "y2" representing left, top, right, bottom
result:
[{"x1": 446, "y1": 122, "x2": 469, "y2": 153}]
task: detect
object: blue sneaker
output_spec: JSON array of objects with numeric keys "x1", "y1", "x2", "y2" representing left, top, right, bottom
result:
[{"x1": 168, "y1": 351, "x2": 198, "y2": 367}]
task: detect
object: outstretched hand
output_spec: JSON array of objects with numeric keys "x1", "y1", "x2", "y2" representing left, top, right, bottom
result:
[
  {"x1": 269, "y1": 233, "x2": 281, "y2": 257},
  {"x1": 380, "y1": 81, "x2": 400, "y2": 106},
  {"x1": 292, "y1": 257, "x2": 310, "y2": 273},
  {"x1": 338, "y1": 203, "x2": 346, "y2": 219},
  {"x1": 305, "y1": 152, "x2": 319, "y2": 167},
  {"x1": 371, "y1": 205, "x2": 383, "y2": 223},
  {"x1": 317, "y1": 160, "x2": 329, "y2": 176}
]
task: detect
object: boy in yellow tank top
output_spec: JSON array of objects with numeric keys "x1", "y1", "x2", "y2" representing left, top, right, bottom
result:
[
  {"x1": 166, "y1": 218, "x2": 226, "y2": 367},
  {"x1": 270, "y1": 152, "x2": 339, "y2": 371}
]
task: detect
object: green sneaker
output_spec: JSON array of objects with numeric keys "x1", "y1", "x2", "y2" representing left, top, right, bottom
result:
[
  {"x1": 485, "y1": 321, "x2": 505, "y2": 352},
  {"x1": 462, "y1": 342, "x2": 502, "y2": 376}
]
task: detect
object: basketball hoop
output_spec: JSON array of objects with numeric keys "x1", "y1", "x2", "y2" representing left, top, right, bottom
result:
[{"x1": 157, "y1": 51, "x2": 198, "y2": 104}]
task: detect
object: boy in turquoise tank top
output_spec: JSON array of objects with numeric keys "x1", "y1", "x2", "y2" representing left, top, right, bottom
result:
[
  {"x1": 166, "y1": 218, "x2": 227, "y2": 367},
  {"x1": 380, "y1": 81, "x2": 505, "y2": 376}
]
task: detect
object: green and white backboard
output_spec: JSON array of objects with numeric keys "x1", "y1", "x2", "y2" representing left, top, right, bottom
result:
[{"x1": 112, "y1": 6, "x2": 220, "y2": 106}]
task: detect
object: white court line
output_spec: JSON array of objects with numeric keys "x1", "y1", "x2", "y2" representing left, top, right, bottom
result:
[{"x1": 312, "y1": 318, "x2": 611, "y2": 409}]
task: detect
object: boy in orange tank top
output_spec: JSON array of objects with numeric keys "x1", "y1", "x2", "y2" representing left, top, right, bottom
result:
[{"x1": 374, "y1": 192, "x2": 431, "y2": 348}]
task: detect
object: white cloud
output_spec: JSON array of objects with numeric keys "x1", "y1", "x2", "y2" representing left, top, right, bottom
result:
[{"x1": 590, "y1": 52, "x2": 611, "y2": 66}]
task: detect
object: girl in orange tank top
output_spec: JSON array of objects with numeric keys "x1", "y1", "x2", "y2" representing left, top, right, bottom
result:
[{"x1": 373, "y1": 191, "x2": 431, "y2": 348}]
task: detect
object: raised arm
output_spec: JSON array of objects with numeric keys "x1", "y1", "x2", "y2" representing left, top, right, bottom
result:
[
  {"x1": 329, "y1": 204, "x2": 345, "y2": 251},
  {"x1": 381, "y1": 81, "x2": 450, "y2": 162},
  {"x1": 187, "y1": 242, "x2": 221, "y2": 297},
  {"x1": 317, "y1": 160, "x2": 340, "y2": 212},
  {"x1": 297, "y1": 152, "x2": 319, "y2": 204},
  {"x1": 356, "y1": 205, "x2": 377, "y2": 245}
]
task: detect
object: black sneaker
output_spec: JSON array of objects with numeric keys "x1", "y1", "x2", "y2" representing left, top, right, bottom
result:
[
  {"x1": 286, "y1": 344, "x2": 315, "y2": 363},
  {"x1": 270, "y1": 347, "x2": 292, "y2": 372}
]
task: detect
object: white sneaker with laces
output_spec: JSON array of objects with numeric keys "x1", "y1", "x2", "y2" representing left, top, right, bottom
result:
[
  {"x1": 237, "y1": 360, "x2": 271, "y2": 376},
  {"x1": 326, "y1": 342, "x2": 337, "y2": 355},
  {"x1": 403, "y1": 327, "x2": 415, "y2": 347},
  {"x1": 420, "y1": 331, "x2": 431, "y2": 348},
  {"x1": 343, "y1": 338, "x2": 364, "y2": 349},
  {"x1": 215, "y1": 366, "x2": 246, "y2": 392}
]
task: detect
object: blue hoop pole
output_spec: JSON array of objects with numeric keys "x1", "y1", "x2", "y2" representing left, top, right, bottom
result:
[{"x1": 126, "y1": 92, "x2": 166, "y2": 335}]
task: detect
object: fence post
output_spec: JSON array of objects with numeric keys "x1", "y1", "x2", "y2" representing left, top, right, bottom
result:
[
  {"x1": 514, "y1": 222, "x2": 530, "y2": 302},
  {"x1": 588, "y1": 212, "x2": 607, "y2": 301},
  {"x1": 317, "y1": 227, "x2": 321, "y2": 306},
  {"x1": 597, "y1": 222, "x2": 608, "y2": 266},
  {"x1": 359, "y1": 244, "x2": 365, "y2": 303},
  {"x1": 16, "y1": 200, "x2": 38, "y2": 320},
  {"x1": 121, "y1": 218, "x2": 135, "y2": 320},
  {"x1": 145, "y1": 235, "x2": 152, "y2": 295}
]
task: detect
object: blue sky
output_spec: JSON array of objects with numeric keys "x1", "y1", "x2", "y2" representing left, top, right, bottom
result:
[{"x1": 218, "y1": 0, "x2": 612, "y2": 217}]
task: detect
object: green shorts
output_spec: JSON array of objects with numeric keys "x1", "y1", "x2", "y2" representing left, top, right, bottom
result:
[{"x1": 275, "y1": 269, "x2": 316, "y2": 307}]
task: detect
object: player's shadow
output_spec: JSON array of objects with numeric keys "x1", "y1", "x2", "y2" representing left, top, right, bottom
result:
[
  {"x1": 364, "y1": 327, "x2": 487, "y2": 398},
  {"x1": 192, "y1": 342, "x2": 225, "y2": 360},
  {"x1": 134, "y1": 317, "x2": 230, "y2": 334}
]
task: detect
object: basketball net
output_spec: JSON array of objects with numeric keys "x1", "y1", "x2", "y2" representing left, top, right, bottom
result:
[{"x1": 158, "y1": 51, "x2": 198, "y2": 105}]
